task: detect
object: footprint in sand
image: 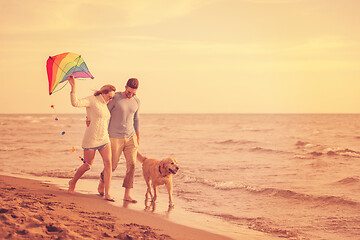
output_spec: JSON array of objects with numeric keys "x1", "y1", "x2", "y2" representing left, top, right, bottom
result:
[
  {"x1": 16, "y1": 229, "x2": 29, "y2": 235},
  {"x1": 46, "y1": 223, "x2": 62, "y2": 233},
  {"x1": 0, "y1": 208, "x2": 9, "y2": 213}
]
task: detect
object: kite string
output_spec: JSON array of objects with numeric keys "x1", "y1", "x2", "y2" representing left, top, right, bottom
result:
[
  {"x1": 51, "y1": 81, "x2": 69, "y2": 94},
  {"x1": 51, "y1": 78, "x2": 88, "y2": 94},
  {"x1": 49, "y1": 104, "x2": 82, "y2": 173}
]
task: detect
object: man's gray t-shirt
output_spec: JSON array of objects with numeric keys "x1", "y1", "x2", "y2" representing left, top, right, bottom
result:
[{"x1": 107, "y1": 92, "x2": 140, "y2": 138}]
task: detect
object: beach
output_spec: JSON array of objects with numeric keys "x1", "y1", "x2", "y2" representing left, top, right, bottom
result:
[
  {"x1": 2, "y1": 113, "x2": 360, "y2": 239},
  {"x1": 0, "y1": 174, "x2": 240, "y2": 240}
]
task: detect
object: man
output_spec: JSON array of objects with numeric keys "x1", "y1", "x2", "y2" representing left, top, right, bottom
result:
[{"x1": 98, "y1": 78, "x2": 140, "y2": 203}]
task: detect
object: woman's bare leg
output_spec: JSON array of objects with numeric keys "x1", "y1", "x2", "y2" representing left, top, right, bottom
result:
[
  {"x1": 68, "y1": 149, "x2": 96, "y2": 194},
  {"x1": 99, "y1": 144, "x2": 112, "y2": 200}
]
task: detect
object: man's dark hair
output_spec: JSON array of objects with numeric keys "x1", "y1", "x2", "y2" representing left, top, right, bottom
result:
[{"x1": 127, "y1": 78, "x2": 139, "y2": 89}]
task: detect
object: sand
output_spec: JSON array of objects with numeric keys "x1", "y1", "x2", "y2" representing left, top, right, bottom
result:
[{"x1": 0, "y1": 175, "x2": 236, "y2": 240}]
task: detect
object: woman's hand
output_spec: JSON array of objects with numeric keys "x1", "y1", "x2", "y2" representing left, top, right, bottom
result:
[
  {"x1": 68, "y1": 75, "x2": 75, "y2": 86},
  {"x1": 68, "y1": 75, "x2": 75, "y2": 92}
]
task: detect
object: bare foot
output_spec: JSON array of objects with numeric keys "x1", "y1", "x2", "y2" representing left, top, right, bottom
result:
[
  {"x1": 98, "y1": 180, "x2": 104, "y2": 196},
  {"x1": 123, "y1": 197, "x2": 137, "y2": 203},
  {"x1": 68, "y1": 180, "x2": 75, "y2": 194},
  {"x1": 124, "y1": 188, "x2": 137, "y2": 203},
  {"x1": 105, "y1": 195, "x2": 115, "y2": 202}
]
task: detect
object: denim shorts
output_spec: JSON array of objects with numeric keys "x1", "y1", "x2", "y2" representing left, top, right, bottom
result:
[{"x1": 82, "y1": 143, "x2": 109, "y2": 151}]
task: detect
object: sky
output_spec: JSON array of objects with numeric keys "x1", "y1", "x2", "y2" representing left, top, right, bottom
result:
[{"x1": 0, "y1": 0, "x2": 359, "y2": 114}]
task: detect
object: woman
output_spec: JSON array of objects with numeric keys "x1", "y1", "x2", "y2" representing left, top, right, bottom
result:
[{"x1": 68, "y1": 75, "x2": 116, "y2": 201}]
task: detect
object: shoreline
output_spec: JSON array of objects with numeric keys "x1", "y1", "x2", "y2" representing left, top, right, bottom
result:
[{"x1": 0, "y1": 174, "x2": 263, "y2": 240}]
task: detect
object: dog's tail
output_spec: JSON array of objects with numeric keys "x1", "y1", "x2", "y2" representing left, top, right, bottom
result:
[{"x1": 137, "y1": 152, "x2": 147, "y2": 164}]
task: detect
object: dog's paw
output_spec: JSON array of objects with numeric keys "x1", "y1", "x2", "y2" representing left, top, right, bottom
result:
[{"x1": 168, "y1": 202, "x2": 174, "y2": 208}]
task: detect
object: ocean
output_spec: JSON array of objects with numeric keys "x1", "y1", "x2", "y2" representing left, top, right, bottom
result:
[{"x1": 1, "y1": 113, "x2": 360, "y2": 240}]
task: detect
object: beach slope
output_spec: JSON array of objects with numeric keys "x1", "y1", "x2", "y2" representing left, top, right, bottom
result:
[{"x1": 0, "y1": 175, "x2": 234, "y2": 240}]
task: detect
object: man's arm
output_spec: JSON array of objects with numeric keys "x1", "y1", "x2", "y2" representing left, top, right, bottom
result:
[{"x1": 136, "y1": 131, "x2": 140, "y2": 145}]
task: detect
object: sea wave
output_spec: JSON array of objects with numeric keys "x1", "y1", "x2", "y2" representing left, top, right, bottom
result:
[
  {"x1": 0, "y1": 146, "x2": 24, "y2": 151},
  {"x1": 27, "y1": 171, "x2": 97, "y2": 179},
  {"x1": 179, "y1": 174, "x2": 359, "y2": 206},
  {"x1": 308, "y1": 147, "x2": 360, "y2": 158},
  {"x1": 24, "y1": 170, "x2": 143, "y2": 180},
  {"x1": 335, "y1": 177, "x2": 360, "y2": 185},
  {"x1": 24, "y1": 170, "x2": 133, "y2": 180},
  {"x1": 325, "y1": 148, "x2": 360, "y2": 158},
  {"x1": 191, "y1": 211, "x2": 299, "y2": 239},
  {"x1": 294, "y1": 154, "x2": 312, "y2": 159},
  {"x1": 248, "y1": 187, "x2": 359, "y2": 206},
  {"x1": 249, "y1": 147, "x2": 291, "y2": 155},
  {"x1": 295, "y1": 141, "x2": 317, "y2": 148},
  {"x1": 178, "y1": 174, "x2": 244, "y2": 190},
  {"x1": 250, "y1": 147, "x2": 274, "y2": 153},
  {"x1": 242, "y1": 128, "x2": 274, "y2": 132},
  {"x1": 215, "y1": 139, "x2": 256, "y2": 145},
  {"x1": 295, "y1": 140, "x2": 360, "y2": 158}
]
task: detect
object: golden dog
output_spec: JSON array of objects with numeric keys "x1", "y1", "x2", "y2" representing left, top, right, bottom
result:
[{"x1": 137, "y1": 152, "x2": 179, "y2": 207}]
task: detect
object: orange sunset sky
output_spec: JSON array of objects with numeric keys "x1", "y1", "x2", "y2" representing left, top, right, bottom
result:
[{"x1": 0, "y1": 0, "x2": 359, "y2": 114}]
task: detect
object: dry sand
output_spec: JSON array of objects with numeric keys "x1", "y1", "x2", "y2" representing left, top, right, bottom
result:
[{"x1": 0, "y1": 175, "x2": 235, "y2": 240}]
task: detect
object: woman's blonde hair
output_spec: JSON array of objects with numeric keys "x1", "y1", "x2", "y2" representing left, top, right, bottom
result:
[{"x1": 94, "y1": 84, "x2": 116, "y2": 96}]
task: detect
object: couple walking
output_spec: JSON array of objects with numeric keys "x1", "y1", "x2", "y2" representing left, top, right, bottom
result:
[{"x1": 68, "y1": 75, "x2": 140, "y2": 203}]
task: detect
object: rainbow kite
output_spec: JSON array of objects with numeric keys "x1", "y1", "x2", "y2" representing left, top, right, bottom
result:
[{"x1": 46, "y1": 52, "x2": 94, "y2": 95}]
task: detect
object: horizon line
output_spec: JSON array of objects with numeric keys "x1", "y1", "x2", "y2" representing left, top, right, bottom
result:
[{"x1": 1, "y1": 112, "x2": 360, "y2": 115}]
